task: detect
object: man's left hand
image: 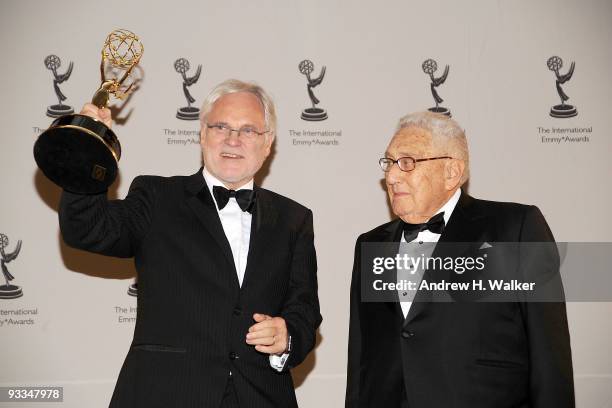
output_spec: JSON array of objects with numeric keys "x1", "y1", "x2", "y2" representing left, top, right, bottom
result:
[{"x1": 246, "y1": 313, "x2": 289, "y2": 355}]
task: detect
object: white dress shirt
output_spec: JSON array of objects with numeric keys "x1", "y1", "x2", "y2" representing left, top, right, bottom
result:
[
  {"x1": 399, "y1": 188, "x2": 461, "y2": 318},
  {"x1": 202, "y1": 168, "x2": 288, "y2": 371}
]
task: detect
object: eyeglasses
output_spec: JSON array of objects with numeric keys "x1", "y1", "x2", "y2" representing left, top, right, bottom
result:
[
  {"x1": 379, "y1": 156, "x2": 453, "y2": 172},
  {"x1": 206, "y1": 123, "x2": 269, "y2": 140}
]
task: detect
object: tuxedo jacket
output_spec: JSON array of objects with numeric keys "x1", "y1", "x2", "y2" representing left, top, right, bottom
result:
[
  {"x1": 346, "y1": 192, "x2": 574, "y2": 408},
  {"x1": 59, "y1": 169, "x2": 322, "y2": 408}
]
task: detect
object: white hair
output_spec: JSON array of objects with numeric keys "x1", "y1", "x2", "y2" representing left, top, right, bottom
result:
[
  {"x1": 200, "y1": 79, "x2": 276, "y2": 135},
  {"x1": 396, "y1": 111, "x2": 470, "y2": 184}
]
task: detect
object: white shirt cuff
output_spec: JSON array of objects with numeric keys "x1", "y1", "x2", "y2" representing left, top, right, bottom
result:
[
  {"x1": 269, "y1": 352, "x2": 290, "y2": 371},
  {"x1": 268, "y1": 335, "x2": 292, "y2": 372}
]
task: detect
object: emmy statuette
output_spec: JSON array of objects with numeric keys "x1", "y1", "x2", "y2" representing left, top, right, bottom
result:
[{"x1": 34, "y1": 29, "x2": 144, "y2": 194}]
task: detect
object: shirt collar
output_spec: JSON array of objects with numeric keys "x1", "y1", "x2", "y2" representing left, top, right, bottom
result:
[{"x1": 436, "y1": 188, "x2": 461, "y2": 225}]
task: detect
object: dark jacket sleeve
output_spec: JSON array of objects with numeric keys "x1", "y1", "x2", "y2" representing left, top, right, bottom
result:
[
  {"x1": 519, "y1": 206, "x2": 575, "y2": 407},
  {"x1": 345, "y1": 236, "x2": 362, "y2": 407},
  {"x1": 59, "y1": 176, "x2": 157, "y2": 258},
  {"x1": 280, "y1": 209, "x2": 322, "y2": 370}
]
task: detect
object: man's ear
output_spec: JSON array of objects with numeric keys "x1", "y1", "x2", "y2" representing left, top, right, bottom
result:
[
  {"x1": 264, "y1": 131, "x2": 276, "y2": 153},
  {"x1": 444, "y1": 159, "x2": 465, "y2": 190},
  {"x1": 268, "y1": 131, "x2": 276, "y2": 145},
  {"x1": 199, "y1": 124, "x2": 206, "y2": 146}
]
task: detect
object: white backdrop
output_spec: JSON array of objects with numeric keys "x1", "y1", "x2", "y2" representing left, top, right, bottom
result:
[{"x1": 1, "y1": 0, "x2": 611, "y2": 406}]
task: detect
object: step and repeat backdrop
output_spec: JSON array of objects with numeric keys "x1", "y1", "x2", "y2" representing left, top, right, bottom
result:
[{"x1": 1, "y1": 0, "x2": 611, "y2": 406}]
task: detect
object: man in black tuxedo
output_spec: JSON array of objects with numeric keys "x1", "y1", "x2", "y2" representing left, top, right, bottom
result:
[
  {"x1": 60, "y1": 79, "x2": 321, "y2": 407},
  {"x1": 345, "y1": 111, "x2": 574, "y2": 407}
]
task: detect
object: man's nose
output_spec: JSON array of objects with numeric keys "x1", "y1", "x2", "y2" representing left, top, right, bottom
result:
[
  {"x1": 385, "y1": 163, "x2": 403, "y2": 185},
  {"x1": 224, "y1": 130, "x2": 241, "y2": 146}
]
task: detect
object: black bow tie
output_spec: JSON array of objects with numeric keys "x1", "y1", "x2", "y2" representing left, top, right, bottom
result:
[
  {"x1": 212, "y1": 185, "x2": 256, "y2": 213},
  {"x1": 402, "y1": 212, "x2": 445, "y2": 242}
]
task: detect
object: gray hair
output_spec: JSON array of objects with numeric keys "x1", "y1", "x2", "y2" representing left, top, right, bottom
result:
[
  {"x1": 200, "y1": 79, "x2": 277, "y2": 135},
  {"x1": 396, "y1": 111, "x2": 470, "y2": 184}
]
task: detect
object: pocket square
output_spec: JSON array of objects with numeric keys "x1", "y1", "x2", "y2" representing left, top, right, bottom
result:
[{"x1": 479, "y1": 242, "x2": 493, "y2": 250}]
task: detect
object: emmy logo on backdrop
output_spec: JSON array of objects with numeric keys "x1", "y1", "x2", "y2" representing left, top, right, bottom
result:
[
  {"x1": 174, "y1": 58, "x2": 202, "y2": 120},
  {"x1": 422, "y1": 59, "x2": 451, "y2": 117},
  {"x1": 299, "y1": 59, "x2": 327, "y2": 121},
  {"x1": 34, "y1": 29, "x2": 144, "y2": 194},
  {"x1": 44, "y1": 55, "x2": 74, "y2": 118},
  {"x1": 547, "y1": 56, "x2": 577, "y2": 118},
  {"x1": 0, "y1": 233, "x2": 23, "y2": 299}
]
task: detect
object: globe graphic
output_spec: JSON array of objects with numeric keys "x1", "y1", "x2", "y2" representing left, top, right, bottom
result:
[
  {"x1": 299, "y1": 59, "x2": 314, "y2": 75},
  {"x1": 44, "y1": 54, "x2": 61, "y2": 71},
  {"x1": 102, "y1": 29, "x2": 144, "y2": 70},
  {"x1": 422, "y1": 59, "x2": 438, "y2": 75},
  {"x1": 547, "y1": 56, "x2": 563, "y2": 72},
  {"x1": 174, "y1": 58, "x2": 190, "y2": 74}
]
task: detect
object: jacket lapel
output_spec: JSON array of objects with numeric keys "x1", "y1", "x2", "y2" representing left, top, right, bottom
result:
[
  {"x1": 240, "y1": 186, "x2": 278, "y2": 292},
  {"x1": 381, "y1": 219, "x2": 406, "y2": 322},
  {"x1": 435, "y1": 192, "x2": 484, "y2": 246},
  {"x1": 403, "y1": 191, "x2": 487, "y2": 325},
  {"x1": 184, "y1": 168, "x2": 238, "y2": 285}
]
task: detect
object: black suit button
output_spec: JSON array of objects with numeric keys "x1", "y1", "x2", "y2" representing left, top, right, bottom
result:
[
  {"x1": 229, "y1": 351, "x2": 238, "y2": 360},
  {"x1": 401, "y1": 330, "x2": 414, "y2": 339},
  {"x1": 233, "y1": 307, "x2": 242, "y2": 316}
]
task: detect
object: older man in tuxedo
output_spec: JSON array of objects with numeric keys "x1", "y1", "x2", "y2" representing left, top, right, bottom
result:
[
  {"x1": 60, "y1": 79, "x2": 321, "y2": 408},
  {"x1": 346, "y1": 111, "x2": 574, "y2": 407}
]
